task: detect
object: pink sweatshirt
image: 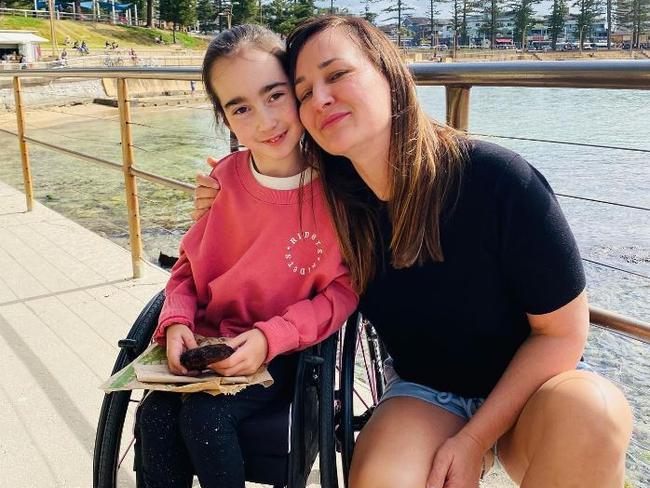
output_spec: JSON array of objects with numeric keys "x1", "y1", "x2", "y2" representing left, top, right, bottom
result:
[{"x1": 154, "y1": 150, "x2": 358, "y2": 362}]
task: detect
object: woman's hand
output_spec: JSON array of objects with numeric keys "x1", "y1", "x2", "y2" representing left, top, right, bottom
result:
[
  {"x1": 426, "y1": 430, "x2": 487, "y2": 488},
  {"x1": 207, "y1": 329, "x2": 269, "y2": 377},
  {"x1": 165, "y1": 323, "x2": 199, "y2": 375},
  {"x1": 191, "y1": 156, "x2": 221, "y2": 221}
]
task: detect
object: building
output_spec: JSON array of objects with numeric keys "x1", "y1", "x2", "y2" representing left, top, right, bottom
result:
[{"x1": 0, "y1": 31, "x2": 48, "y2": 64}]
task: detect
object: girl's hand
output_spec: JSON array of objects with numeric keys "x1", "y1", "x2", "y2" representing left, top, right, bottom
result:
[
  {"x1": 165, "y1": 324, "x2": 199, "y2": 375},
  {"x1": 191, "y1": 156, "x2": 221, "y2": 221},
  {"x1": 426, "y1": 431, "x2": 487, "y2": 488},
  {"x1": 208, "y1": 329, "x2": 269, "y2": 377}
]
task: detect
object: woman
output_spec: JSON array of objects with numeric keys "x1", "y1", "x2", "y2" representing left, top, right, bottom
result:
[{"x1": 194, "y1": 16, "x2": 632, "y2": 488}]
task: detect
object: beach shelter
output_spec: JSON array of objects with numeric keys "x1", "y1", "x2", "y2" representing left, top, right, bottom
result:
[{"x1": 0, "y1": 30, "x2": 48, "y2": 63}]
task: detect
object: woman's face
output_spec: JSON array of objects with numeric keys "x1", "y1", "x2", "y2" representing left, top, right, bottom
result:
[{"x1": 294, "y1": 27, "x2": 392, "y2": 163}]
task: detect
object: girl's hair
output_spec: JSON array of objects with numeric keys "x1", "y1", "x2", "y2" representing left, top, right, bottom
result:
[
  {"x1": 286, "y1": 16, "x2": 468, "y2": 293},
  {"x1": 202, "y1": 24, "x2": 286, "y2": 126}
]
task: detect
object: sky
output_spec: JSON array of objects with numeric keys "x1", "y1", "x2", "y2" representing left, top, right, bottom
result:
[{"x1": 313, "y1": 1, "x2": 560, "y2": 24}]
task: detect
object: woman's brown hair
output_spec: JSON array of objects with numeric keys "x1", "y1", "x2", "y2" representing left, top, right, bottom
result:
[{"x1": 286, "y1": 16, "x2": 468, "y2": 293}]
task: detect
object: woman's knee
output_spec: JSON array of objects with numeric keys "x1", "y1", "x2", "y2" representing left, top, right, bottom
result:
[
  {"x1": 510, "y1": 371, "x2": 633, "y2": 462},
  {"x1": 541, "y1": 371, "x2": 631, "y2": 443}
]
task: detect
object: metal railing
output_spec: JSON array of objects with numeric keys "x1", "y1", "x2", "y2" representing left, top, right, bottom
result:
[{"x1": 0, "y1": 60, "x2": 649, "y2": 343}]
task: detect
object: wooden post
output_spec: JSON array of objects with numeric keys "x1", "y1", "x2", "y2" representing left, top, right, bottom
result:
[
  {"x1": 445, "y1": 86, "x2": 471, "y2": 132},
  {"x1": 12, "y1": 77, "x2": 34, "y2": 211},
  {"x1": 117, "y1": 78, "x2": 143, "y2": 278}
]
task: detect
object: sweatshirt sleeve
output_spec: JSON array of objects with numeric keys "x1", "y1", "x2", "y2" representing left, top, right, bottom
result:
[
  {"x1": 253, "y1": 267, "x2": 359, "y2": 362},
  {"x1": 153, "y1": 249, "x2": 198, "y2": 346}
]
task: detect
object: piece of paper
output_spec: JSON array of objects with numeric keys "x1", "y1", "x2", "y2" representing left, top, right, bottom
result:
[{"x1": 100, "y1": 341, "x2": 273, "y2": 396}]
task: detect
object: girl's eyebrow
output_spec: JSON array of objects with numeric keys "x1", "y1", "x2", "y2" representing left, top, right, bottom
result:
[
  {"x1": 224, "y1": 81, "x2": 289, "y2": 109},
  {"x1": 294, "y1": 58, "x2": 342, "y2": 86}
]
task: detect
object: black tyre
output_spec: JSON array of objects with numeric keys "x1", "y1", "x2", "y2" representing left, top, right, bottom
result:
[
  {"x1": 318, "y1": 333, "x2": 339, "y2": 488},
  {"x1": 93, "y1": 291, "x2": 165, "y2": 488},
  {"x1": 337, "y1": 313, "x2": 387, "y2": 488}
]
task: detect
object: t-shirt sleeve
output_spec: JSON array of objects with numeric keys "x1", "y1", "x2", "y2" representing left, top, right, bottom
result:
[{"x1": 497, "y1": 153, "x2": 586, "y2": 315}]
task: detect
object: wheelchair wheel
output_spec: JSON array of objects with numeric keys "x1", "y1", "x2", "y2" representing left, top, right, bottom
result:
[
  {"x1": 337, "y1": 313, "x2": 388, "y2": 487},
  {"x1": 318, "y1": 333, "x2": 339, "y2": 488},
  {"x1": 93, "y1": 291, "x2": 164, "y2": 488}
]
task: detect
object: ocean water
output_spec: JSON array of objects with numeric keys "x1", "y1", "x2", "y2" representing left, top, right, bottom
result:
[{"x1": 0, "y1": 86, "x2": 648, "y2": 485}]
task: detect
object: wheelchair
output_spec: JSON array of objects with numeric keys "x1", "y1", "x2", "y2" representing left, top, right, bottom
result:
[{"x1": 93, "y1": 290, "x2": 340, "y2": 488}]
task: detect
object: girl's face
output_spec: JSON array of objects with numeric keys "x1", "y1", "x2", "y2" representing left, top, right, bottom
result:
[
  {"x1": 294, "y1": 27, "x2": 392, "y2": 163},
  {"x1": 210, "y1": 48, "x2": 303, "y2": 170}
]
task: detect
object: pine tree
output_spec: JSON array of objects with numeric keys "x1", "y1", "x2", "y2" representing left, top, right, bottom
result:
[
  {"x1": 509, "y1": 0, "x2": 539, "y2": 49},
  {"x1": 480, "y1": 0, "x2": 503, "y2": 49},
  {"x1": 232, "y1": 0, "x2": 259, "y2": 26},
  {"x1": 573, "y1": 0, "x2": 603, "y2": 48},
  {"x1": 450, "y1": 0, "x2": 462, "y2": 54},
  {"x1": 425, "y1": 0, "x2": 447, "y2": 47},
  {"x1": 263, "y1": 0, "x2": 315, "y2": 36},
  {"x1": 615, "y1": 0, "x2": 650, "y2": 48},
  {"x1": 159, "y1": 0, "x2": 197, "y2": 42},
  {"x1": 197, "y1": 0, "x2": 216, "y2": 30},
  {"x1": 147, "y1": 0, "x2": 154, "y2": 27},
  {"x1": 362, "y1": 0, "x2": 381, "y2": 25},
  {"x1": 460, "y1": 0, "x2": 480, "y2": 46},
  {"x1": 548, "y1": 0, "x2": 569, "y2": 49},
  {"x1": 382, "y1": 0, "x2": 416, "y2": 47}
]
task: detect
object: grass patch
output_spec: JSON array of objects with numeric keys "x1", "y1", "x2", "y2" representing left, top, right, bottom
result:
[{"x1": 0, "y1": 16, "x2": 207, "y2": 50}]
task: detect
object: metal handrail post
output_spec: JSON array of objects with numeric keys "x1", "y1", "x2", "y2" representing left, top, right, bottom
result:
[
  {"x1": 445, "y1": 85, "x2": 471, "y2": 131},
  {"x1": 117, "y1": 78, "x2": 144, "y2": 278},
  {"x1": 12, "y1": 77, "x2": 34, "y2": 211}
]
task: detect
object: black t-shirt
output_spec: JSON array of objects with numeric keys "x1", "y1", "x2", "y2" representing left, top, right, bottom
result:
[{"x1": 359, "y1": 140, "x2": 586, "y2": 398}]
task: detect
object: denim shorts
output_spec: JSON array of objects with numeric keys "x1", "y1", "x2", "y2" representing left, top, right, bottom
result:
[
  {"x1": 379, "y1": 357, "x2": 592, "y2": 475},
  {"x1": 379, "y1": 358, "x2": 594, "y2": 421}
]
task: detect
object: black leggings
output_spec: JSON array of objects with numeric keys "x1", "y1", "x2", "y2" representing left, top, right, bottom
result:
[{"x1": 137, "y1": 355, "x2": 296, "y2": 488}]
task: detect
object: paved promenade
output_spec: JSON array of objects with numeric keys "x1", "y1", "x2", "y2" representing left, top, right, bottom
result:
[
  {"x1": 0, "y1": 180, "x2": 512, "y2": 487},
  {"x1": 0, "y1": 179, "x2": 170, "y2": 487}
]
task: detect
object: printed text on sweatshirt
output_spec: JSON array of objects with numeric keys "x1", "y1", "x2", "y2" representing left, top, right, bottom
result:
[{"x1": 155, "y1": 150, "x2": 358, "y2": 362}]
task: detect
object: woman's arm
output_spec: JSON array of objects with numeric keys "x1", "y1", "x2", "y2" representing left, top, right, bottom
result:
[
  {"x1": 427, "y1": 290, "x2": 589, "y2": 488},
  {"x1": 463, "y1": 289, "x2": 588, "y2": 449},
  {"x1": 192, "y1": 157, "x2": 221, "y2": 221}
]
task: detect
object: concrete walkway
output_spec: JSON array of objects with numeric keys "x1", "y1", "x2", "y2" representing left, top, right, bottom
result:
[
  {"x1": 0, "y1": 179, "x2": 169, "y2": 487},
  {"x1": 0, "y1": 179, "x2": 513, "y2": 487}
]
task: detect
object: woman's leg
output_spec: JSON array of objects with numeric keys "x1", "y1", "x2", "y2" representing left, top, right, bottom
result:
[
  {"x1": 138, "y1": 391, "x2": 194, "y2": 488},
  {"x1": 349, "y1": 397, "x2": 467, "y2": 488},
  {"x1": 498, "y1": 370, "x2": 633, "y2": 488}
]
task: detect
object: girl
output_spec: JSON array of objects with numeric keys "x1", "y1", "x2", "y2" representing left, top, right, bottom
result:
[{"x1": 137, "y1": 24, "x2": 358, "y2": 488}]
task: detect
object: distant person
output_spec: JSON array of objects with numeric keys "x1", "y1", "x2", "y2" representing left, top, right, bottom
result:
[
  {"x1": 105, "y1": 40, "x2": 111, "y2": 50},
  {"x1": 64, "y1": 36, "x2": 71, "y2": 46}
]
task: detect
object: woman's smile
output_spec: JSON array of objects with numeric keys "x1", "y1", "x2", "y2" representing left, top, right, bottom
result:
[{"x1": 320, "y1": 112, "x2": 350, "y2": 130}]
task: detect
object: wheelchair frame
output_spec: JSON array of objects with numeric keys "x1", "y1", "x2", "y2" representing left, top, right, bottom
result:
[{"x1": 93, "y1": 291, "x2": 340, "y2": 488}]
